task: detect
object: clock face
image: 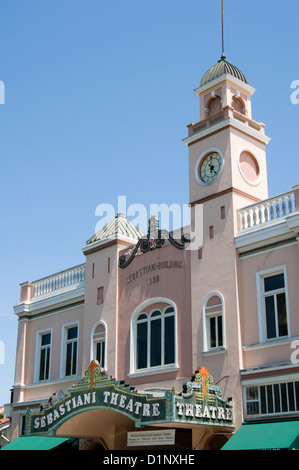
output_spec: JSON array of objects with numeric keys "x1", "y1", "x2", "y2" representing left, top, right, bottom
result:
[{"x1": 200, "y1": 152, "x2": 222, "y2": 184}]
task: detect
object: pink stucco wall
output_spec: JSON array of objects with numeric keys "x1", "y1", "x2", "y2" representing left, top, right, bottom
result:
[{"x1": 117, "y1": 243, "x2": 192, "y2": 389}]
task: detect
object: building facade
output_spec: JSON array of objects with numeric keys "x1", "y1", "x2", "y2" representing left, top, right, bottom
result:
[{"x1": 4, "y1": 53, "x2": 299, "y2": 451}]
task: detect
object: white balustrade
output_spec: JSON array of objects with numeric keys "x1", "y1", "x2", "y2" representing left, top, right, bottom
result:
[
  {"x1": 33, "y1": 264, "x2": 85, "y2": 298},
  {"x1": 238, "y1": 190, "x2": 295, "y2": 232}
]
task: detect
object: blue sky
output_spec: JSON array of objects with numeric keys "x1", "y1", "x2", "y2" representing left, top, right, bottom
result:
[{"x1": 0, "y1": 0, "x2": 299, "y2": 406}]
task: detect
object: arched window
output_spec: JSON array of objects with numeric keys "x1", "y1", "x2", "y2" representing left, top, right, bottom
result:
[
  {"x1": 131, "y1": 300, "x2": 177, "y2": 376},
  {"x1": 232, "y1": 95, "x2": 245, "y2": 114},
  {"x1": 203, "y1": 294, "x2": 225, "y2": 351},
  {"x1": 92, "y1": 323, "x2": 106, "y2": 369},
  {"x1": 208, "y1": 96, "x2": 222, "y2": 117}
]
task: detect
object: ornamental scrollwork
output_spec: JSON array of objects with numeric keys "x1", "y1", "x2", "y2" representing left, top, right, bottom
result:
[{"x1": 119, "y1": 224, "x2": 189, "y2": 269}]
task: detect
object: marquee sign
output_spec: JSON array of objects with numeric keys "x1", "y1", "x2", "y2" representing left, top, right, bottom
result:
[
  {"x1": 25, "y1": 362, "x2": 234, "y2": 435},
  {"x1": 174, "y1": 367, "x2": 234, "y2": 426}
]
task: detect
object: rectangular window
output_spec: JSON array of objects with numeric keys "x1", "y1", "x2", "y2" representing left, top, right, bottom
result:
[
  {"x1": 263, "y1": 272, "x2": 288, "y2": 340},
  {"x1": 65, "y1": 325, "x2": 78, "y2": 377},
  {"x1": 244, "y1": 380, "x2": 299, "y2": 418},
  {"x1": 96, "y1": 341, "x2": 105, "y2": 368},
  {"x1": 39, "y1": 332, "x2": 51, "y2": 381},
  {"x1": 97, "y1": 287, "x2": 104, "y2": 305},
  {"x1": 208, "y1": 315, "x2": 223, "y2": 349}
]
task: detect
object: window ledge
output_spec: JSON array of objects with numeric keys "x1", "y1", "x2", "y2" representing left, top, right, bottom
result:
[
  {"x1": 128, "y1": 365, "x2": 179, "y2": 379},
  {"x1": 202, "y1": 347, "x2": 227, "y2": 356},
  {"x1": 243, "y1": 336, "x2": 299, "y2": 352}
]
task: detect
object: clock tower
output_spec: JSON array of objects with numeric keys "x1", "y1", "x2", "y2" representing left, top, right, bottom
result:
[
  {"x1": 184, "y1": 53, "x2": 271, "y2": 427},
  {"x1": 185, "y1": 53, "x2": 271, "y2": 223}
]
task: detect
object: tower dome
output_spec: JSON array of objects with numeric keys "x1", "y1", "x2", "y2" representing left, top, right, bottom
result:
[{"x1": 199, "y1": 54, "x2": 248, "y2": 87}]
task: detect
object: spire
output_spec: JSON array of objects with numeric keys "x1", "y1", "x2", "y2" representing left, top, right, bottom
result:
[{"x1": 221, "y1": 0, "x2": 226, "y2": 60}]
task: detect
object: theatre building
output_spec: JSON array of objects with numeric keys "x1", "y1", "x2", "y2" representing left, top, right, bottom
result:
[{"x1": 3, "y1": 52, "x2": 299, "y2": 451}]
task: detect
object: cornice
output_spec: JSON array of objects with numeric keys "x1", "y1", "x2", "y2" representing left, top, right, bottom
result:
[{"x1": 183, "y1": 117, "x2": 271, "y2": 146}]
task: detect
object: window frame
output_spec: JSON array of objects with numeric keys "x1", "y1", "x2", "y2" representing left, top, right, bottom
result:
[
  {"x1": 34, "y1": 329, "x2": 52, "y2": 383},
  {"x1": 243, "y1": 375, "x2": 299, "y2": 419},
  {"x1": 97, "y1": 286, "x2": 104, "y2": 305},
  {"x1": 91, "y1": 321, "x2": 107, "y2": 370},
  {"x1": 129, "y1": 298, "x2": 178, "y2": 378},
  {"x1": 203, "y1": 292, "x2": 225, "y2": 353},
  {"x1": 256, "y1": 265, "x2": 290, "y2": 343},
  {"x1": 60, "y1": 322, "x2": 79, "y2": 379}
]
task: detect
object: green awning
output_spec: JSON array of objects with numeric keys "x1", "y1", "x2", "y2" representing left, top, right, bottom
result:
[
  {"x1": 222, "y1": 419, "x2": 299, "y2": 450},
  {"x1": 1, "y1": 436, "x2": 78, "y2": 451}
]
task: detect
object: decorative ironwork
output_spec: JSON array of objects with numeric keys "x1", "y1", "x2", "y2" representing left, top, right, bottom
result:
[{"x1": 119, "y1": 216, "x2": 188, "y2": 269}]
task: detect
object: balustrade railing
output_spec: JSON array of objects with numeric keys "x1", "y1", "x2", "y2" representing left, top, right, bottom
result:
[
  {"x1": 33, "y1": 264, "x2": 85, "y2": 298},
  {"x1": 238, "y1": 190, "x2": 296, "y2": 232}
]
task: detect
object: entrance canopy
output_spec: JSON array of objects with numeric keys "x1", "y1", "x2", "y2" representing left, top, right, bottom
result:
[
  {"x1": 222, "y1": 419, "x2": 299, "y2": 450},
  {"x1": 1, "y1": 436, "x2": 78, "y2": 451}
]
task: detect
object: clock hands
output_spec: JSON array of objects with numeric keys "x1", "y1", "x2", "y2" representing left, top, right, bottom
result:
[{"x1": 199, "y1": 152, "x2": 222, "y2": 183}]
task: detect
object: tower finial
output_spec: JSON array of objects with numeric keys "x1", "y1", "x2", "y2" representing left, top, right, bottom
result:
[{"x1": 221, "y1": 0, "x2": 226, "y2": 60}]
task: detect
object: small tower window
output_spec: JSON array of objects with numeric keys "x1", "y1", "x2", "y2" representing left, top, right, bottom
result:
[
  {"x1": 208, "y1": 96, "x2": 222, "y2": 118},
  {"x1": 93, "y1": 323, "x2": 106, "y2": 369},
  {"x1": 232, "y1": 95, "x2": 245, "y2": 114},
  {"x1": 203, "y1": 294, "x2": 225, "y2": 351}
]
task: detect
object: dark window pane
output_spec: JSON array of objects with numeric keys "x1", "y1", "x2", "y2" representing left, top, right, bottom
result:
[
  {"x1": 277, "y1": 293, "x2": 288, "y2": 337},
  {"x1": 41, "y1": 333, "x2": 51, "y2": 346},
  {"x1": 267, "y1": 385, "x2": 274, "y2": 413},
  {"x1": 247, "y1": 401, "x2": 259, "y2": 415},
  {"x1": 274, "y1": 384, "x2": 281, "y2": 413},
  {"x1": 288, "y1": 382, "x2": 295, "y2": 411},
  {"x1": 210, "y1": 317, "x2": 216, "y2": 348},
  {"x1": 65, "y1": 343, "x2": 72, "y2": 376},
  {"x1": 96, "y1": 342, "x2": 101, "y2": 364},
  {"x1": 264, "y1": 273, "x2": 285, "y2": 292},
  {"x1": 165, "y1": 307, "x2": 174, "y2": 314},
  {"x1": 96, "y1": 341, "x2": 105, "y2": 368},
  {"x1": 164, "y1": 315, "x2": 175, "y2": 364},
  {"x1": 45, "y1": 348, "x2": 50, "y2": 380},
  {"x1": 265, "y1": 296, "x2": 276, "y2": 339},
  {"x1": 281, "y1": 383, "x2": 288, "y2": 412},
  {"x1": 151, "y1": 310, "x2": 161, "y2": 318},
  {"x1": 67, "y1": 326, "x2": 78, "y2": 340},
  {"x1": 72, "y1": 341, "x2": 77, "y2": 375},
  {"x1": 150, "y1": 319, "x2": 161, "y2": 367},
  {"x1": 218, "y1": 316, "x2": 223, "y2": 347},
  {"x1": 39, "y1": 349, "x2": 46, "y2": 381},
  {"x1": 260, "y1": 386, "x2": 267, "y2": 414},
  {"x1": 138, "y1": 313, "x2": 147, "y2": 321},
  {"x1": 137, "y1": 322, "x2": 147, "y2": 369},
  {"x1": 102, "y1": 342, "x2": 105, "y2": 368},
  {"x1": 246, "y1": 387, "x2": 258, "y2": 401}
]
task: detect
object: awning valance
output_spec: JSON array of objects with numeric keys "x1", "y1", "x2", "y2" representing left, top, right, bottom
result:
[
  {"x1": 221, "y1": 419, "x2": 299, "y2": 450},
  {"x1": 1, "y1": 436, "x2": 78, "y2": 451}
]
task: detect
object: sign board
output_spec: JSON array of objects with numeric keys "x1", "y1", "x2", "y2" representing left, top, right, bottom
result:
[
  {"x1": 174, "y1": 367, "x2": 234, "y2": 426},
  {"x1": 127, "y1": 430, "x2": 176, "y2": 447},
  {"x1": 25, "y1": 362, "x2": 234, "y2": 435}
]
